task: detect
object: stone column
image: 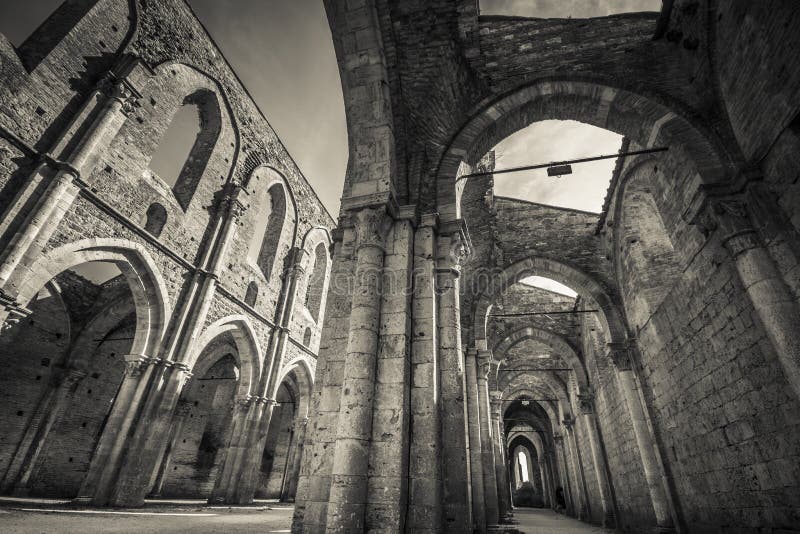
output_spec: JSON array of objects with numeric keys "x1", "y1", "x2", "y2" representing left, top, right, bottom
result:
[
  {"x1": 538, "y1": 458, "x2": 550, "y2": 508},
  {"x1": 209, "y1": 395, "x2": 256, "y2": 503},
  {"x1": 578, "y1": 393, "x2": 616, "y2": 527},
  {"x1": 702, "y1": 195, "x2": 800, "y2": 400},
  {"x1": 490, "y1": 391, "x2": 511, "y2": 521},
  {"x1": 553, "y1": 433, "x2": 574, "y2": 516},
  {"x1": 563, "y1": 416, "x2": 591, "y2": 521},
  {"x1": 476, "y1": 351, "x2": 499, "y2": 525},
  {"x1": 408, "y1": 214, "x2": 442, "y2": 532},
  {"x1": 281, "y1": 417, "x2": 308, "y2": 502},
  {"x1": 77, "y1": 356, "x2": 157, "y2": 505},
  {"x1": 110, "y1": 360, "x2": 193, "y2": 506},
  {"x1": 149, "y1": 399, "x2": 193, "y2": 497},
  {"x1": 545, "y1": 452, "x2": 558, "y2": 510},
  {"x1": 1, "y1": 367, "x2": 86, "y2": 493},
  {"x1": 0, "y1": 74, "x2": 140, "y2": 295},
  {"x1": 464, "y1": 348, "x2": 486, "y2": 531},
  {"x1": 608, "y1": 345, "x2": 674, "y2": 532},
  {"x1": 365, "y1": 212, "x2": 414, "y2": 530},
  {"x1": 436, "y1": 222, "x2": 472, "y2": 533},
  {"x1": 325, "y1": 206, "x2": 390, "y2": 532}
]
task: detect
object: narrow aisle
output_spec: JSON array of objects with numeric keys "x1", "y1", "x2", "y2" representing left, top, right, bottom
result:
[{"x1": 513, "y1": 508, "x2": 615, "y2": 534}]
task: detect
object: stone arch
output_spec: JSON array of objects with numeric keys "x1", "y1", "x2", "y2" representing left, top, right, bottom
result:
[
  {"x1": 436, "y1": 79, "x2": 736, "y2": 220},
  {"x1": 188, "y1": 315, "x2": 262, "y2": 398},
  {"x1": 11, "y1": 238, "x2": 170, "y2": 358},
  {"x1": 503, "y1": 383, "x2": 567, "y2": 426},
  {"x1": 473, "y1": 256, "x2": 627, "y2": 350},
  {"x1": 275, "y1": 357, "x2": 314, "y2": 418},
  {"x1": 492, "y1": 326, "x2": 589, "y2": 389}
]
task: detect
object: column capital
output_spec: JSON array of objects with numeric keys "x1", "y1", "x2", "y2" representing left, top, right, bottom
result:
[
  {"x1": 98, "y1": 72, "x2": 141, "y2": 116},
  {"x1": 553, "y1": 433, "x2": 564, "y2": 444},
  {"x1": 353, "y1": 205, "x2": 392, "y2": 253},
  {"x1": 562, "y1": 414, "x2": 575, "y2": 430},
  {"x1": 477, "y1": 349, "x2": 493, "y2": 378},
  {"x1": 578, "y1": 393, "x2": 595, "y2": 415},
  {"x1": 607, "y1": 341, "x2": 634, "y2": 371},
  {"x1": 123, "y1": 356, "x2": 155, "y2": 378},
  {"x1": 435, "y1": 218, "x2": 472, "y2": 274},
  {"x1": 223, "y1": 183, "x2": 248, "y2": 220},
  {"x1": 683, "y1": 186, "x2": 763, "y2": 258}
]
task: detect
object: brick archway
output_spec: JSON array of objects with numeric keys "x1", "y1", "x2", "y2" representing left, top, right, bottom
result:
[
  {"x1": 473, "y1": 256, "x2": 627, "y2": 351},
  {"x1": 436, "y1": 79, "x2": 735, "y2": 220}
]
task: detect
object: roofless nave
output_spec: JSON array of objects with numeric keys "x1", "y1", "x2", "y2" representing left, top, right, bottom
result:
[{"x1": 0, "y1": 1, "x2": 799, "y2": 533}]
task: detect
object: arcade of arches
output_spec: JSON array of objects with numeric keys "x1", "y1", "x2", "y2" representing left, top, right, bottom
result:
[{"x1": 1, "y1": 1, "x2": 799, "y2": 534}]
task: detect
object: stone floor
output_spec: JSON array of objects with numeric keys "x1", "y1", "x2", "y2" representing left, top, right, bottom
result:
[
  {"x1": 512, "y1": 508, "x2": 615, "y2": 533},
  {"x1": 0, "y1": 497, "x2": 294, "y2": 533},
  {"x1": 0, "y1": 498, "x2": 614, "y2": 533}
]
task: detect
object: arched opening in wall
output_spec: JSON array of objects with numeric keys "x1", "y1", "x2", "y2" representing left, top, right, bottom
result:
[
  {"x1": 245, "y1": 281, "x2": 259, "y2": 307},
  {"x1": 489, "y1": 120, "x2": 623, "y2": 213},
  {"x1": 304, "y1": 242, "x2": 328, "y2": 321},
  {"x1": 617, "y1": 165, "x2": 683, "y2": 331},
  {"x1": 0, "y1": 0, "x2": 63, "y2": 47},
  {"x1": 257, "y1": 381, "x2": 296, "y2": 500},
  {"x1": 478, "y1": 0, "x2": 661, "y2": 18},
  {"x1": 148, "y1": 90, "x2": 221, "y2": 211},
  {"x1": 504, "y1": 401, "x2": 551, "y2": 509},
  {"x1": 248, "y1": 183, "x2": 287, "y2": 281},
  {"x1": 256, "y1": 363, "x2": 312, "y2": 502},
  {"x1": 0, "y1": 260, "x2": 142, "y2": 498},
  {"x1": 154, "y1": 343, "x2": 241, "y2": 499},
  {"x1": 144, "y1": 203, "x2": 167, "y2": 237},
  {"x1": 302, "y1": 327, "x2": 312, "y2": 347}
]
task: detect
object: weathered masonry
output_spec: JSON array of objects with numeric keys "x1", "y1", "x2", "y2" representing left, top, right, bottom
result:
[
  {"x1": 0, "y1": 0, "x2": 333, "y2": 507},
  {"x1": 292, "y1": 1, "x2": 800, "y2": 533},
  {"x1": 2, "y1": 1, "x2": 800, "y2": 533}
]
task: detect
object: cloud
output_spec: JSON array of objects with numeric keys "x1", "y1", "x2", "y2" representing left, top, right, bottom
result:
[
  {"x1": 492, "y1": 120, "x2": 623, "y2": 213},
  {"x1": 480, "y1": 0, "x2": 662, "y2": 17}
]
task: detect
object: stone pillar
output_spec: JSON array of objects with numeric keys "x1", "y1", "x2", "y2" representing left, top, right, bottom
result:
[
  {"x1": 408, "y1": 214, "x2": 442, "y2": 532},
  {"x1": 365, "y1": 211, "x2": 414, "y2": 531},
  {"x1": 0, "y1": 74, "x2": 140, "y2": 295},
  {"x1": 553, "y1": 433, "x2": 574, "y2": 516},
  {"x1": 476, "y1": 352, "x2": 499, "y2": 526},
  {"x1": 490, "y1": 391, "x2": 511, "y2": 521},
  {"x1": 1, "y1": 367, "x2": 86, "y2": 493},
  {"x1": 325, "y1": 206, "x2": 390, "y2": 532},
  {"x1": 281, "y1": 417, "x2": 308, "y2": 502},
  {"x1": 608, "y1": 345, "x2": 674, "y2": 532},
  {"x1": 209, "y1": 396, "x2": 256, "y2": 503},
  {"x1": 436, "y1": 222, "x2": 472, "y2": 533},
  {"x1": 538, "y1": 458, "x2": 550, "y2": 508},
  {"x1": 110, "y1": 360, "x2": 193, "y2": 506},
  {"x1": 578, "y1": 392, "x2": 616, "y2": 527},
  {"x1": 464, "y1": 349, "x2": 486, "y2": 531},
  {"x1": 545, "y1": 452, "x2": 558, "y2": 510},
  {"x1": 701, "y1": 195, "x2": 800, "y2": 400},
  {"x1": 562, "y1": 417, "x2": 588, "y2": 520},
  {"x1": 77, "y1": 356, "x2": 157, "y2": 505},
  {"x1": 149, "y1": 399, "x2": 193, "y2": 497}
]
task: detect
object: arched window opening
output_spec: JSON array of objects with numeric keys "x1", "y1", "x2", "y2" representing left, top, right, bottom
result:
[
  {"x1": 479, "y1": 0, "x2": 661, "y2": 18},
  {"x1": 304, "y1": 242, "x2": 328, "y2": 321},
  {"x1": 148, "y1": 90, "x2": 221, "y2": 211},
  {"x1": 144, "y1": 203, "x2": 167, "y2": 237},
  {"x1": 244, "y1": 281, "x2": 258, "y2": 307},
  {"x1": 303, "y1": 327, "x2": 312, "y2": 347},
  {"x1": 249, "y1": 183, "x2": 287, "y2": 280}
]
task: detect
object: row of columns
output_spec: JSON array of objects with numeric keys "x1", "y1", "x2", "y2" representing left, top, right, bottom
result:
[{"x1": 0, "y1": 56, "x2": 314, "y2": 507}]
